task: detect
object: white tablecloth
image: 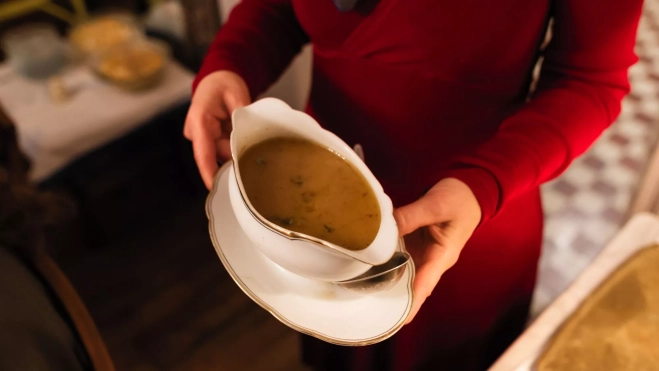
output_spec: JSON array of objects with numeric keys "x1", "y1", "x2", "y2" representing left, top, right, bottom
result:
[{"x1": 0, "y1": 61, "x2": 194, "y2": 181}]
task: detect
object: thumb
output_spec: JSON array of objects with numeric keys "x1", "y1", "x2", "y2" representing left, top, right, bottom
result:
[
  {"x1": 223, "y1": 88, "x2": 250, "y2": 115},
  {"x1": 394, "y1": 194, "x2": 445, "y2": 236}
]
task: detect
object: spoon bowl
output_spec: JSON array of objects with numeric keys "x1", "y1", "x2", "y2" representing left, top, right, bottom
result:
[
  {"x1": 228, "y1": 98, "x2": 399, "y2": 282},
  {"x1": 335, "y1": 247, "x2": 412, "y2": 294}
]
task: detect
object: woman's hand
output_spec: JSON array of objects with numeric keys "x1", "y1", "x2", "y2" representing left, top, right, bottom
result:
[
  {"x1": 394, "y1": 178, "x2": 482, "y2": 324},
  {"x1": 184, "y1": 71, "x2": 251, "y2": 189}
]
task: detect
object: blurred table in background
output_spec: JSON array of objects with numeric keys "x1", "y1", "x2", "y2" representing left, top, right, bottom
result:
[
  {"x1": 0, "y1": 59, "x2": 201, "y2": 251},
  {"x1": 0, "y1": 60, "x2": 193, "y2": 181}
]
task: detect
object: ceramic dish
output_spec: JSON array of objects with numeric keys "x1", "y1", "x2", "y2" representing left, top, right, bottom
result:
[
  {"x1": 229, "y1": 98, "x2": 399, "y2": 282},
  {"x1": 89, "y1": 38, "x2": 169, "y2": 91},
  {"x1": 207, "y1": 162, "x2": 415, "y2": 345},
  {"x1": 1, "y1": 23, "x2": 69, "y2": 80},
  {"x1": 69, "y1": 13, "x2": 141, "y2": 56}
]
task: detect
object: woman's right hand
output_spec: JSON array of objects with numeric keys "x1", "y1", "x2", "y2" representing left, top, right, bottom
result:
[{"x1": 184, "y1": 71, "x2": 251, "y2": 189}]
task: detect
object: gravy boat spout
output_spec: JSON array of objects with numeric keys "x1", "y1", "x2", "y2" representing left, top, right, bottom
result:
[{"x1": 227, "y1": 98, "x2": 399, "y2": 282}]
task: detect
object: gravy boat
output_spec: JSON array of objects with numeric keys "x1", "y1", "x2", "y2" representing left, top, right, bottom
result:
[{"x1": 228, "y1": 98, "x2": 399, "y2": 282}]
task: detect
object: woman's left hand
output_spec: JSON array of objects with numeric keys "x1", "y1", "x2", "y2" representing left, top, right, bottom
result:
[{"x1": 394, "y1": 177, "x2": 482, "y2": 324}]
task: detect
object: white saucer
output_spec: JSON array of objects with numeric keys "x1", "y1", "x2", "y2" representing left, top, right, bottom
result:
[{"x1": 206, "y1": 162, "x2": 415, "y2": 346}]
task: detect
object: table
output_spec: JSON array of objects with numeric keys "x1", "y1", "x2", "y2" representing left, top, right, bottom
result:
[
  {"x1": 490, "y1": 212, "x2": 659, "y2": 370},
  {"x1": 0, "y1": 60, "x2": 194, "y2": 181},
  {"x1": 629, "y1": 142, "x2": 659, "y2": 215}
]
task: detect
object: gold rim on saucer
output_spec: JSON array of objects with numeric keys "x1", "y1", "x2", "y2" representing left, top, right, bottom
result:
[{"x1": 205, "y1": 161, "x2": 415, "y2": 346}]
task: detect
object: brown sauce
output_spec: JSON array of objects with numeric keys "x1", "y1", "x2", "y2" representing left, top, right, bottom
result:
[{"x1": 238, "y1": 137, "x2": 381, "y2": 251}]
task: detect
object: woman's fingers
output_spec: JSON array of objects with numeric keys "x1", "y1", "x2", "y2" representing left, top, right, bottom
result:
[
  {"x1": 184, "y1": 71, "x2": 251, "y2": 189},
  {"x1": 405, "y1": 242, "x2": 462, "y2": 324},
  {"x1": 394, "y1": 178, "x2": 483, "y2": 324},
  {"x1": 192, "y1": 127, "x2": 220, "y2": 190},
  {"x1": 405, "y1": 233, "x2": 453, "y2": 324},
  {"x1": 185, "y1": 99, "x2": 224, "y2": 189},
  {"x1": 213, "y1": 87, "x2": 250, "y2": 162},
  {"x1": 405, "y1": 295, "x2": 426, "y2": 325},
  {"x1": 217, "y1": 138, "x2": 232, "y2": 162},
  {"x1": 394, "y1": 192, "x2": 447, "y2": 236},
  {"x1": 406, "y1": 256, "x2": 444, "y2": 324},
  {"x1": 224, "y1": 88, "x2": 250, "y2": 114}
]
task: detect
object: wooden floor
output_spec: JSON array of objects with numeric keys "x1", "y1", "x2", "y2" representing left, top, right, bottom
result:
[{"x1": 55, "y1": 193, "x2": 307, "y2": 371}]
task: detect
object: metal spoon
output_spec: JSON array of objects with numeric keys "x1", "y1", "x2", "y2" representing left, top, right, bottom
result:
[
  {"x1": 334, "y1": 145, "x2": 413, "y2": 294},
  {"x1": 335, "y1": 250, "x2": 411, "y2": 294},
  {"x1": 333, "y1": 0, "x2": 360, "y2": 12}
]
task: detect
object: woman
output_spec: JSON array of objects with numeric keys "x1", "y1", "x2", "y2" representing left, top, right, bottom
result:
[{"x1": 184, "y1": 1, "x2": 643, "y2": 369}]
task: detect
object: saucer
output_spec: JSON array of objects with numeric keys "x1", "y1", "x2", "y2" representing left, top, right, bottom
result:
[{"x1": 206, "y1": 162, "x2": 415, "y2": 346}]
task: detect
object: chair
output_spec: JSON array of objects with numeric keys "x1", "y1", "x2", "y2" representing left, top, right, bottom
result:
[
  {"x1": 0, "y1": 0, "x2": 88, "y2": 25},
  {"x1": 32, "y1": 248, "x2": 116, "y2": 371},
  {"x1": 0, "y1": 105, "x2": 115, "y2": 371}
]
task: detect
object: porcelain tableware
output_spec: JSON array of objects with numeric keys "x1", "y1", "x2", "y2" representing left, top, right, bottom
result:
[
  {"x1": 228, "y1": 98, "x2": 399, "y2": 282},
  {"x1": 207, "y1": 163, "x2": 415, "y2": 345},
  {"x1": 336, "y1": 251, "x2": 412, "y2": 294}
]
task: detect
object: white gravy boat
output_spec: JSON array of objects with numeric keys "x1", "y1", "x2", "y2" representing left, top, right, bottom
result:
[{"x1": 228, "y1": 98, "x2": 398, "y2": 282}]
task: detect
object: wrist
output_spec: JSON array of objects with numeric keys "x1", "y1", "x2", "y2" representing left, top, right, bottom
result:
[
  {"x1": 193, "y1": 56, "x2": 249, "y2": 95},
  {"x1": 441, "y1": 167, "x2": 500, "y2": 225}
]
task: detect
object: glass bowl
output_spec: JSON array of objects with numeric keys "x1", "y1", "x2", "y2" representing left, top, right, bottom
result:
[{"x1": 2, "y1": 23, "x2": 69, "y2": 80}]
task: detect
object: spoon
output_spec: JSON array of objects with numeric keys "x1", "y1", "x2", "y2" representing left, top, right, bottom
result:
[
  {"x1": 332, "y1": 145, "x2": 413, "y2": 293},
  {"x1": 335, "y1": 250, "x2": 411, "y2": 294},
  {"x1": 333, "y1": 0, "x2": 360, "y2": 12}
]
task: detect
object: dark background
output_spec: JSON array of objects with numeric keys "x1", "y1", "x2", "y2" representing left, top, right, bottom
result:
[{"x1": 0, "y1": 1, "x2": 305, "y2": 368}]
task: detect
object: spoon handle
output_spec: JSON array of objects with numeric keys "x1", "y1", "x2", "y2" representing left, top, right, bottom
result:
[
  {"x1": 333, "y1": 0, "x2": 360, "y2": 12},
  {"x1": 353, "y1": 143, "x2": 365, "y2": 162}
]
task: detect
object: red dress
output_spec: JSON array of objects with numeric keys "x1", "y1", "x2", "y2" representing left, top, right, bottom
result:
[{"x1": 193, "y1": 1, "x2": 642, "y2": 369}]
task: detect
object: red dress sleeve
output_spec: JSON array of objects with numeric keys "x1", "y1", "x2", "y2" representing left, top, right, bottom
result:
[
  {"x1": 445, "y1": 0, "x2": 644, "y2": 223},
  {"x1": 192, "y1": 0, "x2": 309, "y2": 99}
]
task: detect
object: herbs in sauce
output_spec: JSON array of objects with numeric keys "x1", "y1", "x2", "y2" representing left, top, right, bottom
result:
[{"x1": 239, "y1": 137, "x2": 381, "y2": 251}]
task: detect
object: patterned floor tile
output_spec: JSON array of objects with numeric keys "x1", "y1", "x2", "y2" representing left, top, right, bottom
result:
[{"x1": 531, "y1": 0, "x2": 659, "y2": 317}]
